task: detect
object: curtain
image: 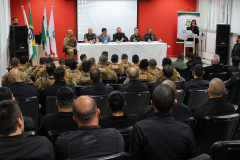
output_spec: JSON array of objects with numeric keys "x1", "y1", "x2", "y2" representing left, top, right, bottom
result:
[
  {"x1": 231, "y1": 0, "x2": 240, "y2": 33},
  {"x1": 198, "y1": 0, "x2": 209, "y2": 29},
  {"x1": 0, "y1": 0, "x2": 10, "y2": 86}
]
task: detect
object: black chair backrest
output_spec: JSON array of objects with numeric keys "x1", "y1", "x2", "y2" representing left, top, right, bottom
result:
[
  {"x1": 186, "y1": 69, "x2": 194, "y2": 82},
  {"x1": 117, "y1": 73, "x2": 127, "y2": 79},
  {"x1": 175, "y1": 68, "x2": 188, "y2": 80},
  {"x1": 185, "y1": 90, "x2": 209, "y2": 110},
  {"x1": 210, "y1": 140, "x2": 240, "y2": 160},
  {"x1": 90, "y1": 95, "x2": 109, "y2": 116},
  {"x1": 47, "y1": 130, "x2": 69, "y2": 146},
  {"x1": 123, "y1": 91, "x2": 150, "y2": 114},
  {"x1": 179, "y1": 117, "x2": 196, "y2": 131},
  {"x1": 174, "y1": 80, "x2": 185, "y2": 87},
  {"x1": 189, "y1": 154, "x2": 212, "y2": 160},
  {"x1": 67, "y1": 152, "x2": 131, "y2": 160},
  {"x1": 102, "y1": 78, "x2": 117, "y2": 84},
  {"x1": 207, "y1": 72, "x2": 228, "y2": 81},
  {"x1": 118, "y1": 76, "x2": 127, "y2": 84},
  {"x1": 75, "y1": 85, "x2": 84, "y2": 97},
  {"x1": 229, "y1": 77, "x2": 240, "y2": 105},
  {"x1": 197, "y1": 114, "x2": 240, "y2": 155},
  {"x1": 176, "y1": 90, "x2": 186, "y2": 103},
  {"x1": 16, "y1": 97, "x2": 39, "y2": 123},
  {"x1": 118, "y1": 126, "x2": 133, "y2": 152},
  {"x1": 23, "y1": 131, "x2": 38, "y2": 137},
  {"x1": 107, "y1": 84, "x2": 123, "y2": 90},
  {"x1": 147, "y1": 82, "x2": 157, "y2": 90},
  {"x1": 46, "y1": 96, "x2": 58, "y2": 115}
]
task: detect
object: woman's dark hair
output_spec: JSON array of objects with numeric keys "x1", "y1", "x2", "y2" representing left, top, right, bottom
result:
[
  {"x1": 108, "y1": 91, "x2": 126, "y2": 113},
  {"x1": 190, "y1": 19, "x2": 197, "y2": 28}
]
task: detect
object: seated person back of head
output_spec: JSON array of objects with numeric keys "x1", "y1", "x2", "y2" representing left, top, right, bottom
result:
[
  {"x1": 226, "y1": 56, "x2": 240, "y2": 76},
  {"x1": 89, "y1": 57, "x2": 96, "y2": 68},
  {"x1": 7, "y1": 69, "x2": 38, "y2": 99},
  {"x1": 97, "y1": 55, "x2": 118, "y2": 80},
  {"x1": 140, "y1": 80, "x2": 192, "y2": 121},
  {"x1": 225, "y1": 62, "x2": 240, "y2": 91},
  {"x1": 148, "y1": 58, "x2": 161, "y2": 77},
  {"x1": 55, "y1": 96, "x2": 124, "y2": 160},
  {"x1": 172, "y1": 53, "x2": 187, "y2": 68},
  {"x1": 203, "y1": 54, "x2": 226, "y2": 80},
  {"x1": 119, "y1": 54, "x2": 132, "y2": 73},
  {"x1": 78, "y1": 54, "x2": 87, "y2": 71},
  {"x1": 40, "y1": 87, "x2": 79, "y2": 136},
  {"x1": 66, "y1": 58, "x2": 81, "y2": 85},
  {"x1": 80, "y1": 68, "x2": 113, "y2": 96},
  {"x1": 119, "y1": 67, "x2": 148, "y2": 92},
  {"x1": 132, "y1": 54, "x2": 139, "y2": 69},
  {"x1": 77, "y1": 60, "x2": 93, "y2": 85},
  {"x1": 109, "y1": 54, "x2": 124, "y2": 74},
  {"x1": 99, "y1": 91, "x2": 137, "y2": 129},
  {"x1": 131, "y1": 84, "x2": 196, "y2": 159},
  {"x1": 58, "y1": 57, "x2": 66, "y2": 69},
  {"x1": 182, "y1": 64, "x2": 209, "y2": 92},
  {"x1": 0, "y1": 100, "x2": 54, "y2": 159}
]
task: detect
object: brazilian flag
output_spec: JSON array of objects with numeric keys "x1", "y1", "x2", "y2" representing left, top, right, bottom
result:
[{"x1": 29, "y1": 5, "x2": 37, "y2": 59}]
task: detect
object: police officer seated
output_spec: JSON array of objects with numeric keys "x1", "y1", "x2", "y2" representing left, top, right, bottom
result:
[
  {"x1": 40, "y1": 87, "x2": 78, "y2": 136},
  {"x1": 132, "y1": 54, "x2": 140, "y2": 69},
  {"x1": 109, "y1": 54, "x2": 124, "y2": 74},
  {"x1": 119, "y1": 67, "x2": 148, "y2": 93},
  {"x1": 84, "y1": 28, "x2": 99, "y2": 43},
  {"x1": 119, "y1": 54, "x2": 132, "y2": 73},
  {"x1": 99, "y1": 91, "x2": 137, "y2": 129},
  {"x1": 78, "y1": 54, "x2": 87, "y2": 71},
  {"x1": 7, "y1": 69, "x2": 38, "y2": 99},
  {"x1": 97, "y1": 56, "x2": 118, "y2": 81},
  {"x1": 148, "y1": 58, "x2": 161, "y2": 77},
  {"x1": 113, "y1": 27, "x2": 128, "y2": 42},
  {"x1": 66, "y1": 58, "x2": 81, "y2": 85},
  {"x1": 63, "y1": 29, "x2": 77, "y2": 59},
  {"x1": 0, "y1": 100, "x2": 54, "y2": 159},
  {"x1": 77, "y1": 60, "x2": 93, "y2": 86},
  {"x1": 124, "y1": 59, "x2": 153, "y2": 83},
  {"x1": 130, "y1": 84, "x2": 196, "y2": 159},
  {"x1": 55, "y1": 96, "x2": 124, "y2": 160},
  {"x1": 143, "y1": 28, "x2": 157, "y2": 42},
  {"x1": 80, "y1": 68, "x2": 113, "y2": 96}
]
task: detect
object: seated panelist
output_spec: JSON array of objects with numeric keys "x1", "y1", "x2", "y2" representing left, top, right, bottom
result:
[
  {"x1": 63, "y1": 29, "x2": 77, "y2": 58},
  {"x1": 113, "y1": 27, "x2": 128, "y2": 42},
  {"x1": 98, "y1": 28, "x2": 111, "y2": 42},
  {"x1": 84, "y1": 28, "x2": 99, "y2": 43}
]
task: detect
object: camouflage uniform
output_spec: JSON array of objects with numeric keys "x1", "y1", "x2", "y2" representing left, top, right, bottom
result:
[
  {"x1": 63, "y1": 35, "x2": 77, "y2": 58},
  {"x1": 96, "y1": 61, "x2": 112, "y2": 68},
  {"x1": 124, "y1": 71, "x2": 154, "y2": 84},
  {"x1": 57, "y1": 65, "x2": 66, "y2": 69},
  {"x1": 65, "y1": 70, "x2": 81, "y2": 86},
  {"x1": 98, "y1": 66, "x2": 118, "y2": 81},
  {"x1": 1, "y1": 70, "x2": 32, "y2": 86},
  {"x1": 156, "y1": 69, "x2": 181, "y2": 82},
  {"x1": 109, "y1": 63, "x2": 124, "y2": 74},
  {"x1": 76, "y1": 73, "x2": 92, "y2": 86},
  {"x1": 32, "y1": 66, "x2": 46, "y2": 81},
  {"x1": 34, "y1": 76, "x2": 55, "y2": 91},
  {"x1": 78, "y1": 63, "x2": 82, "y2": 71},
  {"x1": 19, "y1": 65, "x2": 31, "y2": 75},
  {"x1": 65, "y1": 66, "x2": 71, "y2": 73},
  {"x1": 119, "y1": 62, "x2": 132, "y2": 74},
  {"x1": 148, "y1": 67, "x2": 161, "y2": 82}
]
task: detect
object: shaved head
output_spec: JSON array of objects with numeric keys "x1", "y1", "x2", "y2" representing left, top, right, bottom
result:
[
  {"x1": 128, "y1": 67, "x2": 139, "y2": 80},
  {"x1": 88, "y1": 28, "x2": 93, "y2": 34},
  {"x1": 162, "y1": 80, "x2": 176, "y2": 96},
  {"x1": 209, "y1": 78, "x2": 224, "y2": 97},
  {"x1": 9, "y1": 69, "x2": 22, "y2": 83},
  {"x1": 73, "y1": 96, "x2": 97, "y2": 124},
  {"x1": 67, "y1": 29, "x2": 73, "y2": 35}
]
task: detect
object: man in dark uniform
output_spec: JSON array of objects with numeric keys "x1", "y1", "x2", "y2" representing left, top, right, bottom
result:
[
  {"x1": 130, "y1": 28, "x2": 142, "y2": 42},
  {"x1": 113, "y1": 27, "x2": 128, "y2": 42},
  {"x1": 12, "y1": 17, "x2": 18, "y2": 25},
  {"x1": 143, "y1": 28, "x2": 157, "y2": 42},
  {"x1": 55, "y1": 96, "x2": 124, "y2": 160},
  {"x1": 231, "y1": 35, "x2": 240, "y2": 58},
  {"x1": 84, "y1": 28, "x2": 99, "y2": 43}
]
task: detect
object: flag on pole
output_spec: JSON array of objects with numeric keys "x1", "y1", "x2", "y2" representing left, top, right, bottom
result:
[
  {"x1": 28, "y1": 3, "x2": 37, "y2": 59},
  {"x1": 49, "y1": 3, "x2": 58, "y2": 58},
  {"x1": 42, "y1": 1, "x2": 50, "y2": 56},
  {"x1": 21, "y1": 5, "x2": 33, "y2": 59}
]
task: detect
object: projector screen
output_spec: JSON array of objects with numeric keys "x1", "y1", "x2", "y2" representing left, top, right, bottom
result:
[{"x1": 77, "y1": 0, "x2": 138, "y2": 41}]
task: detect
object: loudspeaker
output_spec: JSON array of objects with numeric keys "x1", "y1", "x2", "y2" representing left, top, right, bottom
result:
[
  {"x1": 215, "y1": 24, "x2": 230, "y2": 65},
  {"x1": 10, "y1": 25, "x2": 29, "y2": 59}
]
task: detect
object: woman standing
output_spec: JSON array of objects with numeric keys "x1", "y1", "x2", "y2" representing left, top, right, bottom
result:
[{"x1": 187, "y1": 20, "x2": 199, "y2": 57}]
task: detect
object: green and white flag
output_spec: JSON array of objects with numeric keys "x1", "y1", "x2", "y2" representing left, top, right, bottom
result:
[
  {"x1": 21, "y1": 5, "x2": 33, "y2": 59},
  {"x1": 49, "y1": 4, "x2": 58, "y2": 57},
  {"x1": 42, "y1": 2, "x2": 50, "y2": 56}
]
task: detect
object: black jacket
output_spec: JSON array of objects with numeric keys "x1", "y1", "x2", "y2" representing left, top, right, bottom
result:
[
  {"x1": 8, "y1": 82, "x2": 39, "y2": 99},
  {"x1": 80, "y1": 81, "x2": 113, "y2": 96},
  {"x1": 143, "y1": 33, "x2": 157, "y2": 42},
  {"x1": 118, "y1": 80, "x2": 148, "y2": 93},
  {"x1": 131, "y1": 113, "x2": 196, "y2": 160},
  {"x1": 203, "y1": 64, "x2": 226, "y2": 80},
  {"x1": 231, "y1": 43, "x2": 240, "y2": 57},
  {"x1": 182, "y1": 78, "x2": 209, "y2": 92},
  {"x1": 225, "y1": 72, "x2": 240, "y2": 91},
  {"x1": 113, "y1": 33, "x2": 128, "y2": 42}
]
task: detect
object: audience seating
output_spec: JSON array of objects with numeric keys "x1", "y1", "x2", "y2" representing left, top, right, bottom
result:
[
  {"x1": 16, "y1": 96, "x2": 39, "y2": 123},
  {"x1": 90, "y1": 95, "x2": 109, "y2": 116},
  {"x1": 118, "y1": 126, "x2": 133, "y2": 152},
  {"x1": 209, "y1": 140, "x2": 240, "y2": 160},
  {"x1": 123, "y1": 91, "x2": 150, "y2": 114},
  {"x1": 229, "y1": 77, "x2": 240, "y2": 105},
  {"x1": 46, "y1": 96, "x2": 58, "y2": 115},
  {"x1": 117, "y1": 73, "x2": 127, "y2": 79},
  {"x1": 174, "y1": 80, "x2": 185, "y2": 87},
  {"x1": 176, "y1": 90, "x2": 186, "y2": 103},
  {"x1": 66, "y1": 152, "x2": 131, "y2": 160},
  {"x1": 186, "y1": 69, "x2": 194, "y2": 82},
  {"x1": 102, "y1": 78, "x2": 117, "y2": 84},
  {"x1": 196, "y1": 114, "x2": 240, "y2": 155},
  {"x1": 118, "y1": 77, "x2": 127, "y2": 84},
  {"x1": 207, "y1": 72, "x2": 228, "y2": 81},
  {"x1": 23, "y1": 131, "x2": 38, "y2": 137},
  {"x1": 184, "y1": 90, "x2": 209, "y2": 110},
  {"x1": 147, "y1": 82, "x2": 157, "y2": 90},
  {"x1": 175, "y1": 68, "x2": 188, "y2": 80},
  {"x1": 230, "y1": 72, "x2": 239, "y2": 77},
  {"x1": 75, "y1": 85, "x2": 84, "y2": 97},
  {"x1": 47, "y1": 130, "x2": 69, "y2": 146},
  {"x1": 179, "y1": 117, "x2": 196, "y2": 131},
  {"x1": 189, "y1": 154, "x2": 212, "y2": 160},
  {"x1": 107, "y1": 84, "x2": 123, "y2": 90}
]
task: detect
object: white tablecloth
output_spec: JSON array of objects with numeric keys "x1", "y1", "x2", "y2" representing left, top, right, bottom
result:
[{"x1": 77, "y1": 42, "x2": 167, "y2": 66}]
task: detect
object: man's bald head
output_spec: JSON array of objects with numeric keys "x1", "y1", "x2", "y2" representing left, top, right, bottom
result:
[
  {"x1": 67, "y1": 29, "x2": 73, "y2": 36},
  {"x1": 73, "y1": 96, "x2": 98, "y2": 124},
  {"x1": 9, "y1": 69, "x2": 22, "y2": 83},
  {"x1": 128, "y1": 67, "x2": 139, "y2": 80},
  {"x1": 88, "y1": 28, "x2": 93, "y2": 34},
  {"x1": 209, "y1": 78, "x2": 225, "y2": 97},
  {"x1": 162, "y1": 80, "x2": 177, "y2": 96}
]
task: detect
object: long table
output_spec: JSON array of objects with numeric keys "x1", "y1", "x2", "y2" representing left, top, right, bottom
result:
[{"x1": 77, "y1": 42, "x2": 167, "y2": 66}]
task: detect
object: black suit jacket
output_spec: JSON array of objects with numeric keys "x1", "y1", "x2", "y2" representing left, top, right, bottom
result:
[
  {"x1": 225, "y1": 72, "x2": 240, "y2": 91},
  {"x1": 113, "y1": 33, "x2": 128, "y2": 42},
  {"x1": 203, "y1": 64, "x2": 226, "y2": 80},
  {"x1": 182, "y1": 78, "x2": 209, "y2": 92},
  {"x1": 118, "y1": 80, "x2": 148, "y2": 93},
  {"x1": 231, "y1": 43, "x2": 240, "y2": 57},
  {"x1": 8, "y1": 82, "x2": 39, "y2": 99},
  {"x1": 80, "y1": 81, "x2": 113, "y2": 96}
]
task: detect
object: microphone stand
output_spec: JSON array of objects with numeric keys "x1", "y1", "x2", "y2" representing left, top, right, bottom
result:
[{"x1": 200, "y1": 32, "x2": 205, "y2": 57}]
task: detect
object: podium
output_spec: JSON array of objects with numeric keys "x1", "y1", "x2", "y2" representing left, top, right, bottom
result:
[{"x1": 183, "y1": 34, "x2": 198, "y2": 57}]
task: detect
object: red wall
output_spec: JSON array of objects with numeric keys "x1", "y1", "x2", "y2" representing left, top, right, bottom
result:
[{"x1": 10, "y1": 0, "x2": 196, "y2": 59}]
